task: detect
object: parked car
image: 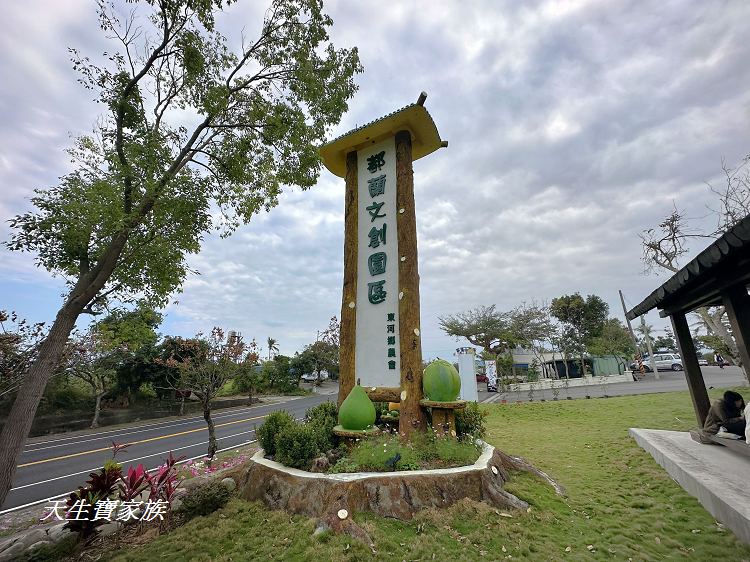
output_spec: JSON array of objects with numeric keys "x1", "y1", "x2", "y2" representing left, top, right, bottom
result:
[
  {"x1": 301, "y1": 371, "x2": 329, "y2": 382},
  {"x1": 630, "y1": 353, "x2": 683, "y2": 372},
  {"x1": 697, "y1": 357, "x2": 709, "y2": 366}
]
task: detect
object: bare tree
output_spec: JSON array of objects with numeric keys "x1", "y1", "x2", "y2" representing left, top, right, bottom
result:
[
  {"x1": 640, "y1": 206, "x2": 741, "y2": 369},
  {"x1": 0, "y1": 312, "x2": 47, "y2": 399},
  {"x1": 708, "y1": 155, "x2": 750, "y2": 235}
]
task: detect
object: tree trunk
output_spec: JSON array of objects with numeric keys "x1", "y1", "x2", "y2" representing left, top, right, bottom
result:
[
  {"x1": 204, "y1": 403, "x2": 217, "y2": 459},
  {"x1": 395, "y1": 130, "x2": 427, "y2": 437},
  {"x1": 580, "y1": 353, "x2": 586, "y2": 377},
  {"x1": 179, "y1": 394, "x2": 185, "y2": 416},
  {"x1": 563, "y1": 354, "x2": 570, "y2": 378},
  {"x1": 91, "y1": 391, "x2": 105, "y2": 429},
  {"x1": 337, "y1": 151, "x2": 358, "y2": 407},
  {"x1": 694, "y1": 306, "x2": 745, "y2": 377},
  {"x1": 0, "y1": 304, "x2": 79, "y2": 506}
]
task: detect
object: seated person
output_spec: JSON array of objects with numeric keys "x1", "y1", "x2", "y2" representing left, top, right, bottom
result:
[{"x1": 703, "y1": 390, "x2": 746, "y2": 438}]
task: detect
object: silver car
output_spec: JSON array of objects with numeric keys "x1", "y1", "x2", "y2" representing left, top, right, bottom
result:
[
  {"x1": 652, "y1": 353, "x2": 683, "y2": 371},
  {"x1": 631, "y1": 353, "x2": 683, "y2": 372}
]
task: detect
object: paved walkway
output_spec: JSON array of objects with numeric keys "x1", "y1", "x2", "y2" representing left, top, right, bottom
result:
[{"x1": 478, "y1": 366, "x2": 748, "y2": 403}]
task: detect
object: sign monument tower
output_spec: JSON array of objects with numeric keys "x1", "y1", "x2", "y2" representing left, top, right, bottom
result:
[{"x1": 320, "y1": 93, "x2": 446, "y2": 436}]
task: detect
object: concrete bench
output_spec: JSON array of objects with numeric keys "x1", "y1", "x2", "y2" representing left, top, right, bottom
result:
[{"x1": 690, "y1": 429, "x2": 750, "y2": 457}]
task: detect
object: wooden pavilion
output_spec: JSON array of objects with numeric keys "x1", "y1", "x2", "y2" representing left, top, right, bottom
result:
[{"x1": 626, "y1": 215, "x2": 750, "y2": 426}]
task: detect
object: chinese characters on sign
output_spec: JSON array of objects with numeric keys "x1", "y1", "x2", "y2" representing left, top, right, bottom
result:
[
  {"x1": 42, "y1": 499, "x2": 170, "y2": 522},
  {"x1": 387, "y1": 313, "x2": 396, "y2": 370},
  {"x1": 356, "y1": 139, "x2": 400, "y2": 386}
]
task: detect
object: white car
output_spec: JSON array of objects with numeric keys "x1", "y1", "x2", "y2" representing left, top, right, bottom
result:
[
  {"x1": 632, "y1": 353, "x2": 683, "y2": 372},
  {"x1": 652, "y1": 353, "x2": 683, "y2": 371},
  {"x1": 697, "y1": 358, "x2": 709, "y2": 366}
]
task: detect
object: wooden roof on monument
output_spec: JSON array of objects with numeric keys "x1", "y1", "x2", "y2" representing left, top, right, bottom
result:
[{"x1": 319, "y1": 102, "x2": 445, "y2": 178}]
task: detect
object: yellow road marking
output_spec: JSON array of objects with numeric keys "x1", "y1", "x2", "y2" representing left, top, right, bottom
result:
[{"x1": 18, "y1": 414, "x2": 267, "y2": 468}]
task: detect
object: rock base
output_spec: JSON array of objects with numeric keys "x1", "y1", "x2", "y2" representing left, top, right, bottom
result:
[{"x1": 232, "y1": 442, "x2": 553, "y2": 543}]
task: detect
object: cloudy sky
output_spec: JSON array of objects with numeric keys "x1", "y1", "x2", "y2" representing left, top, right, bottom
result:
[{"x1": 1, "y1": 0, "x2": 749, "y2": 359}]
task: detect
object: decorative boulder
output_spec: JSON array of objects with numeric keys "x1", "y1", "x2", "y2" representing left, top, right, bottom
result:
[
  {"x1": 338, "y1": 385, "x2": 376, "y2": 430},
  {"x1": 423, "y1": 359, "x2": 461, "y2": 402}
]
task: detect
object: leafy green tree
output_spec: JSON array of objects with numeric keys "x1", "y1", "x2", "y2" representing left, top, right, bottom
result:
[
  {"x1": 265, "y1": 355, "x2": 298, "y2": 393},
  {"x1": 550, "y1": 293, "x2": 609, "y2": 376},
  {"x1": 587, "y1": 318, "x2": 635, "y2": 372},
  {"x1": 234, "y1": 338, "x2": 264, "y2": 404},
  {"x1": 67, "y1": 307, "x2": 161, "y2": 427},
  {"x1": 0, "y1": 0, "x2": 361, "y2": 503},
  {"x1": 94, "y1": 306, "x2": 162, "y2": 352},
  {"x1": 438, "y1": 305, "x2": 512, "y2": 353},
  {"x1": 295, "y1": 316, "x2": 340, "y2": 384},
  {"x1": 65, "y1": 332, "x2": 120, "y2": 428},
  {"x1": 166, "y1": 328, "x2": 246, "y2": 458}
]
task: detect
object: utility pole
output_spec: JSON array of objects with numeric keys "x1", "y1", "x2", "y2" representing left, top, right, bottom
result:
[
  {"x1": 619, "y1": 290, "x2": 644, "y2": 379},
  {"x1": 619, "y1": 290, "x2": 639, "y2": 351},
  {"x1": 639, "y1": 315, "x2": 659, "y2": 380}
]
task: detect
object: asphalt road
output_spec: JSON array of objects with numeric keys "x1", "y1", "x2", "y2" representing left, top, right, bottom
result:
[
  {"x1": 1, "y1": 391, "x2": 334, "y2": 512},
  {"x1": 478, "y1": 366, "x2": 749, "y2": 403}
]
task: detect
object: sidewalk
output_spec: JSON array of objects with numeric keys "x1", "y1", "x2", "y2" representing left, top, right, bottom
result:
[{"x1": 478, "y1": 366, "x2": 748, "y2": 404}]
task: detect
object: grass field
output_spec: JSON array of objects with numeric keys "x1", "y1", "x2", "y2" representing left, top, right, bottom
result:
[{"x1": 109, "y1": 387, "x2": 750, "y2": 561}]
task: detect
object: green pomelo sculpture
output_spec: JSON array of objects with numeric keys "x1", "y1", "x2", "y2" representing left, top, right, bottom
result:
[
  {"x1": 423, "y1": 359, "x2": 461, "y2": 402},
  {"x1": 338, "y1": 385, "x2": 376, "y2": 430}
]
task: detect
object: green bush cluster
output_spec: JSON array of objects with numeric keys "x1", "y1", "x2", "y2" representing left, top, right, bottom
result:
[
  {"x1": 274, "y1": 424, "x2": 320, "y2": 469},
  {"x1": 179, "y1": 481, "x2": 232, "y2": 520},
  {"x1": 256, "y1": 410, "x2": 295, "y2": 456},
  {"x1": 455, "y1": 402, "x2": 487, "y2": 439},
  {"x1": 304, "y1": 402, "x2": 338, "y2": 452},
  {"x1": 257, "y1": 401, "x2": 340, "y2": 470}
]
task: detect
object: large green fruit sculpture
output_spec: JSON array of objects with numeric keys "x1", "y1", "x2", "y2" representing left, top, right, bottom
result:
[
  {"x1": 423, "y1": 359, "x2": 461, "y2": 402},
  {"x1": 338, "y1": 385, "x2": 376, "y2": 430}
]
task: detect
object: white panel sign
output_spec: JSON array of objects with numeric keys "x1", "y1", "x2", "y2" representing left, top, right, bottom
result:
[
  {"x1": 457, "y1": 350, "x2": 479, "y2": 402},
  {"x1": 355, "y1": 137, "x2": 400, "y2": 387},
  {"x1": 485, "y1": 360, "x2": 498, "y2": 392}
]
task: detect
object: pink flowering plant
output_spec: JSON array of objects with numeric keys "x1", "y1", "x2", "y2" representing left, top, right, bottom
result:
[{"x1": 183, "y1": 452, "x2": 248, "y2": 478}]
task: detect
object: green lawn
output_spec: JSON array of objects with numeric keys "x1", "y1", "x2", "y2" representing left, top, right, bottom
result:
[{"x1": 109, "y1": 387, "x2": 750, "y2": 561}]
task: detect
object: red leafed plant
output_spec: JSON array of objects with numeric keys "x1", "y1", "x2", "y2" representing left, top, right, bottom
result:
[
  {"x1": 64, "y1": 461, "x2": 122, "y2": 539},
  {"x1": 146, "y1": 451, "x2": 184, "y2": 504},
  {"x1": 119, "y1": 463, "x2": 148, "y2": 502}
]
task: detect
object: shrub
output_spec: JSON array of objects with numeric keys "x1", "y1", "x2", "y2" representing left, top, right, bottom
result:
[
  {"x1": 329, "y1": 457, "x2": 360, "y2": 474},
  {"x1": 257, "y1": 410, "x2": 295, "y2": 456},
  {"x1": 372, "y1": 401, "x2": 389, "y2": 423},
  {"x1": 275, "y1": 423, "x2": 320, "y2": 470},
  {"x1": 455, "y1": 402, "x2": 487, "y2": 439},
  {"x1": 178, "y1": 481, "x2": 231, "y2": 520},
  {"x1": 304, "y1": 402, "x2": 338, "y2": 451}
]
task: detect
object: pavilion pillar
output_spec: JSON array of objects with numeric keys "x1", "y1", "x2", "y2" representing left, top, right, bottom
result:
[
  {"x1": 721, "y1": 283, "x2": 750, "y2": 384},
  {"x1": 670, "y1": 311, "x2": 711, "y2": 425},
  {"x1": 338, "y1": 151, "x2": 358, "y2": 406}
]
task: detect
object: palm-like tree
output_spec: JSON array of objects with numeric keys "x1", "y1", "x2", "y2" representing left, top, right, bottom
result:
[{"x1": 267, "y1": 337, "x2": 279, "y2": 361}]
